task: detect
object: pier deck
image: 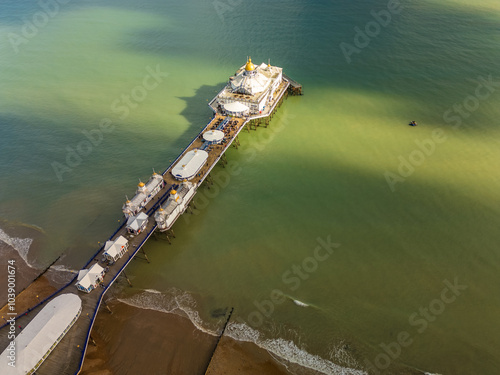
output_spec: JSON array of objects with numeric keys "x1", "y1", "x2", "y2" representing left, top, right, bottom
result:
[{"x1": 0, "y1": 75, "x2": 297, "y2": 375}]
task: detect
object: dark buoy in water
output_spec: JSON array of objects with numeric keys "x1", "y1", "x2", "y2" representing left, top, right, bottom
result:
[{"x1": 409, "y1": 120, "x2": 418, "y2": 126}]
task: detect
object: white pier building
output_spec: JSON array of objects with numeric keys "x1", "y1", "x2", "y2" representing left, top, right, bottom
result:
[
  {"x1": 0, "y1": 294, "x2": 82, "y2": 375},
  {"x1": 155, "y1": 181, "x2": 196, "y2": 231},
  {"x1": 171, "y1": 149, "x2": 208, "y2": 181},
  {"x1": 210, "y1": 57, "x2": 283, "y2": 116},
  {"x1": 122, "y1": 172, "x2": 165, "y2": 218}
]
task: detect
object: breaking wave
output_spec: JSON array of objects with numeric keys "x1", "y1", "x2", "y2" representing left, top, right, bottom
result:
[
  {"x1": 117, "y1": 288, "x2": 219, "y2": 336},
  {"x1": 119, "y1": 288, "x2": 366, "y2": 375},
  {"x1": 46, "y1": 264, "x2": 79, "y2": 284},
  {"x1": 0, "y1": 227, "x2": 35, "y2": 268},
  {"x1": 225, "y1": 322, "x2": 367, "y2": 375},
  {"x1": 49, "y1": 264, "x2": 78, "y2": 274}
]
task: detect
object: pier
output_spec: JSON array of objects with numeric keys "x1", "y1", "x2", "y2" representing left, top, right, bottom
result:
[{"x1": 0, "y1": 61, "x2": 300, "y2": 375}]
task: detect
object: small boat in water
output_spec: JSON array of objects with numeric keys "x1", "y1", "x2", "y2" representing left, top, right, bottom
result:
[{"x1": 409, "y1": 120, "x2": 418, "y2": 126}]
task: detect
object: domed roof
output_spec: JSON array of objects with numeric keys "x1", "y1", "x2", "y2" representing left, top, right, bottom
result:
[
  {"x1": 138, "y1": 182, "x2": 145, "y2": 187},
  {"x1": 170, "y1": 190, "x2": 177, "y2": 195},
  {"x1": 245, "y1": 57, "x2": 255, "y2": 71}
]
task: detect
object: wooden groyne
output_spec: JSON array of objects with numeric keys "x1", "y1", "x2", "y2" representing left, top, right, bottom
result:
[
  {"x1": 204, "y1": 307, "x2": 234, "y2": 375},
  {"x1": 0, "y1": 72, "x2": 301, "y2": 375}
]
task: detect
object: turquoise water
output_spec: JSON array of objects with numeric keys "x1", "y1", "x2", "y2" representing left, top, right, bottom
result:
[{"x1": 1, "y1": 0, "x2": 500, "y2": 373}]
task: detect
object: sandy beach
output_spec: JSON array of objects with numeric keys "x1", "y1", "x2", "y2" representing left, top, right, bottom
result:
[{"x1": 81, "y1": 300, "x2": 321, "y2": 375}]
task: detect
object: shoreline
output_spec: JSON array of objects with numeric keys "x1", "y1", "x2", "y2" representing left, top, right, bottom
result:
[{"x1": 81, "y1": 299, "x2": 322, "y2": 375}]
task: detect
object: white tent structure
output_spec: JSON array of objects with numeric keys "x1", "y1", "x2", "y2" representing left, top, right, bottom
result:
[
  {"x1": 223, "y1": 101, "x2": 249, "y2": 117},
  {"x1": 126, "y1": 212, "x2": 149, "y2": 235},
  {"x1": 171, "y1": 149, "x2": 208, "y2": 180},
  {"x1": 203, "y1": 130, "x2": 225, "y2": 144},
  {"x1": 75, "y1": 263, "x2": 105, "y2": 293},
  {"x1": 103, "y1": 235, "x2": 129, "y2": 262},
  {"x1": 0, "y1": 294, "x2": 82, "y2": 375}
]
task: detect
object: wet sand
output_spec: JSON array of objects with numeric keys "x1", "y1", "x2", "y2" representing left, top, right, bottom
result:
[
  {"x1": 0, "y1": 274, "x2": 56, "y2": 318},
  {"x1": 81, "y1": 300, "x2": 216, "y2": 375},
  {"x1": 205, "y1": 335, "x2": 323, "y2": 375},
  {"x1": 0, "y1": 223, "x2": 49, "y2": 307},
  {"x1": 81, "y1": 300, "x2": 318, "y2": 375},
  {"x1": 0, "y1": 246, "x2": 50, "y2": 314}
]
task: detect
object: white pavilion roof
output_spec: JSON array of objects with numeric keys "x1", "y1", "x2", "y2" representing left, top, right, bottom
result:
[
  {"x1": 76, "y1": 263, "x2": 104, "y2": 289},
  {"x1": 144, "y1": 173, "x2": 163, "y2": 193},
  {"x1": 126, "y1": 212, "x2": 149, "y2": 231},
  {"x1": 0, "y1": 294, "x2": 82, "y2": 375},
  {"x1": 203, "y1": 130, "x2": 225, "y2": 143},
  {"x1": 223, "y1": 101, "x2": 249, "y2": 113},
  {"x1": 103, "y1": 235, "x2": 128, "y2": 258},
  {"x1": 171, "y1": 149, "x2": 208, "y2": 180},
  {"x1": 229, "y1": 61, "x2": 281, "y2": 96}
]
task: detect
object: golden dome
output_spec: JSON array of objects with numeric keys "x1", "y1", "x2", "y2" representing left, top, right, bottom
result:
[
  {"x1": 245, "y1": 57, "x2": 255, "y2": 71},
  {"x1": 170, "y1": 190, "x2": 177, "y2": 195},
  {"x1": 138, "y1": 182, "x2": 145, "y2": 187}
]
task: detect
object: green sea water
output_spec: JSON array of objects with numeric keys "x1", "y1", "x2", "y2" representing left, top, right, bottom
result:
[{"x1": 1, "y1": 0, "x2": 500, "y2": 373}]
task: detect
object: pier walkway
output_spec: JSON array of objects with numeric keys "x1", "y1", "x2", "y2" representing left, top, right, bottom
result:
[{"x1": 0, "y1": 76, "x2": 296, "y2": 375}]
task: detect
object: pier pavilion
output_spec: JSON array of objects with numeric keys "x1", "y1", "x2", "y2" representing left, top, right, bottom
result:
[
  {"x1": 212, "y1": 57, "x2": 283, "y2": 116},
  {"x1": 0, "y1": 294, "x2": 82, "y2": 375}
]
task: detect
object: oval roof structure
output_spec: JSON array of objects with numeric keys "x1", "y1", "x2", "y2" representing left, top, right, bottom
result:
[
  {"x1": 0, "y1": 293, "x2": 82, "y2": 375},
  {"x1": 203, "y1": 130, "x2": 224, "y2": 143},
  {"x1": 171, "y1": 149, "x2": 208, "y2": 180}
]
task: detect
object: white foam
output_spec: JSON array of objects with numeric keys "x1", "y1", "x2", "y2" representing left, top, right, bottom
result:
[
  {"x1": 143, "y1": 289, "x2": 162, "y2": 294},
  {"x1": 117, "y1": 288, "x2": 219, "y2": 336},
  {"x1": 328, "y1": 341, "x2": 362, "y2": 370},
  {"x1": 225, "y1": 322, "x2": 367, "y2": 375},
  {"x1": 293, "y1": 299, "x2": 309, "y2": 307},
  {"x1": 118, "y1": 289, "x2": 366, "y2": 374},
  {"x1": 46, "y1": 264, "x2": 78, "y2": 285},
  {"x1": 0, "y1": 228, "x2": 35, "y2": 268},
  {"x1": 49, "y1": 264, "x2": 78, "y2": 274}
]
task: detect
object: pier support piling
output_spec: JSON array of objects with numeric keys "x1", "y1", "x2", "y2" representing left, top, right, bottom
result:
[
  {"x1": 104, "y1": 301, "x2": 112, "y2": 314},
  {"x1": 123, "y1": 271, "x2": 133, "y2": 287},
  {"x1": 141, "y1": 248, "x2": 150, "y2": 263}
]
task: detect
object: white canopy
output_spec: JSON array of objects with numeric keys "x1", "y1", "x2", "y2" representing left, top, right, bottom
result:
[
  {"x1": 230, "y1": 69, "x2": 271, "y2": 95},
  {"x1": 171, "y1": 149, "x2": 208, "y2": 180},
  {"x1": 103, "y1": 235, "x2": 128, "y2": 259},
  {"x1": 223, "y1": 101, "x2": 249, "y2": 114},
  {"x1": 76, "y1": 263, "x2": 104, "y2": 290},
  {"x1": 126, "y1": 212, "x2": 148, "y2": 232},
  {"x1": 0, "y1": 294, "x2": 82, "y2": 375},
  {"x1": 203, "y1": 130, "x2": 225, "y2": 143}
]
